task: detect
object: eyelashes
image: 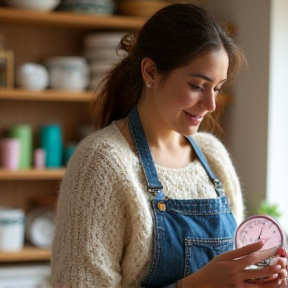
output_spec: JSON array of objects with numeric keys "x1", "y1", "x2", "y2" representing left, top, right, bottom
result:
[
  {"x1": 189, "y1": 83, "x2": 222, "y2": 94},
  {"x1": 189, "y1": 83, "x2": 204, "y2": 91}
]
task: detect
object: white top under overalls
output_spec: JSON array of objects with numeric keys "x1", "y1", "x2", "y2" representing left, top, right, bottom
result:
[{"x1": 51, "y1": 122, "x2": 245, "y2": 288}]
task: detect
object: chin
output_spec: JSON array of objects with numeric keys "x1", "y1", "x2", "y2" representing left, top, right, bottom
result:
[{"x1": 179, "y1": 127, "x2": 199, "y2": 137}]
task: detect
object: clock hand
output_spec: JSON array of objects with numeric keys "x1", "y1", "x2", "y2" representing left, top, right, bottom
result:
[{"x1": 257, "y1": 226, "x2": 264, "y2": 240}]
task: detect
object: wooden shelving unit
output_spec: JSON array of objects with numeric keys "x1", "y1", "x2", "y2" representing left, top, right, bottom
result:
[
  {"x1": 0, "y1": 88, "x2": 93, "y2": 102},
  {"x1": 0, "y1": 7, "x2": 145, "y2": 29},
  {"x1": 0, "y1": 7, "x2": 144, "y2": 264},
  {"x1": 0, "y1": 245, "x2": 51, "y2": 262},
  {"x1": 0, "y1": 168, "x2": 65, "y2": 180}
]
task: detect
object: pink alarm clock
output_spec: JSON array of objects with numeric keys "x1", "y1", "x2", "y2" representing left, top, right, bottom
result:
[{"x1": 235, "y1": 214, "x2": 286, "y2": 267}]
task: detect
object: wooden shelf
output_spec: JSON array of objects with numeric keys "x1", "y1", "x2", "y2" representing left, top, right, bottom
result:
[
  {"x1": 0, "y1": 7, "x2": 145, "y2": 30},
  {"x1": 0, "y1": 168, "x2": 65, "y2": 180},
  {"x1": 0, "y1": 245, "x2": 51, "y2": 262},
  {"x1": 0, "y1": 88, "x2": 93, "y2": 102}
]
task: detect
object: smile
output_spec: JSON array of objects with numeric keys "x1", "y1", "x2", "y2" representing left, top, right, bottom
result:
[{"x1": 184, "y1": 111, "x2": 204, "y2": 122}]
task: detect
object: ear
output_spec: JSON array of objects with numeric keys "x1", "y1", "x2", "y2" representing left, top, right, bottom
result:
[{"x1": 141, "y1": 57, "x2": 157, "y2": 87}]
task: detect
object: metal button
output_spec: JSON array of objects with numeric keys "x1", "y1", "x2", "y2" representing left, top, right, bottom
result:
[{"x1": 157, "y1": 202, "x2": 166, "y2": 211}]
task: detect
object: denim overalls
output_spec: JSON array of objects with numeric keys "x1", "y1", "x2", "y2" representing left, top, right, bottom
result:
[{"x1": 128, "y1": 106, "x2": 237, "y2": 287}]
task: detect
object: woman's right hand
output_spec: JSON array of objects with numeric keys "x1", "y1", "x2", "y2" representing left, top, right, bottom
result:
[{"x1": 181, "y1": 240, "x2": 288, "y2": 288}]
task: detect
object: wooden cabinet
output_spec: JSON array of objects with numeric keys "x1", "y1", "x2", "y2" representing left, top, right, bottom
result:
[{"x1": 0, "y1": 7, "x2": 144, "y2": 263}]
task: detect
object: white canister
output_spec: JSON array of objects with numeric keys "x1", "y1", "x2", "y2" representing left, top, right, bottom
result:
[
  {"x1": 0, "y1": 208, "x2": 25, "y2": 252},
  {"x1": 16, "y1": 63, "x2": 49, "y2": 91},
  {"x1": 45, "y1": 56, "x2": 90, "y2": 91}
]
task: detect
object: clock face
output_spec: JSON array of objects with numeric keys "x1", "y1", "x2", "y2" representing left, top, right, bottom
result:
[{"x1": 235, "y1": 215, "x2": 283, "y2": 251}]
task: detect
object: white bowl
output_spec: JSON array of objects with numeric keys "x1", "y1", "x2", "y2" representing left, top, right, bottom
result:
[
  {"x1": 4, "y1": 0, "x2": 60, "y2": 12},
  {"x1": 16, "y1": 63, "x2": 49, "y2": 91},
  {"x1": 45, "y1": 56, "x2": 90, "y2": 91}
]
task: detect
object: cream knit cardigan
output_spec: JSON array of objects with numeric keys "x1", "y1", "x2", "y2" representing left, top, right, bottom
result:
[{"x1": 51, "y1": 122, "x2": 244, "y2": 288}]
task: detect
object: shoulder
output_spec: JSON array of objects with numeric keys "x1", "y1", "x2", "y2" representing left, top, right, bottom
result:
[
  {"x1": 74, "y1": 122, "x2": 131, "y2": 165},
  {"x1": 65, "y1": 122, "x2": 135, "y2": 185},
  {"x1": 193, "y1": 132, "x2": 230, "y2": 161},
  {"x1": 78, "y1": 122, "x2": 127, "y2": 152}
]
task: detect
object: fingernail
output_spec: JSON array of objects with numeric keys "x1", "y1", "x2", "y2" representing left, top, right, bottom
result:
[
  {"x1": 278, "y1": 247, "x2": 287, "y2": 257},
  {"x1": 273, "y1": 273, "x2": 279, "y2": 278},
  {"x1": 277, "y1": 265, "x2": 282, "y2": 270}
]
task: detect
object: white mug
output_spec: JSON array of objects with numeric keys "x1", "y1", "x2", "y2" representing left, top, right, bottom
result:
[{"x1": 0, "y1": 207, "x2": 25, "y2": 252}]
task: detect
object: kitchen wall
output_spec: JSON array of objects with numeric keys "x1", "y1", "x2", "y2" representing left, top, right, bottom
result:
[
  {"x1": 267, "y1": 0, "x2": 288, "y2": 230},
  {"x1": 205, "y1": 0, "x2": 288, "y2": 229},
  {"x1": 202, "y1": 0, "x2": 288, "y2": 229}
]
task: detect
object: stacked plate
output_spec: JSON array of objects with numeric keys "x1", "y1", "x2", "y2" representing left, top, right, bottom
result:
[
  {"x1": 57, "y1": 0, "x2": 115, "y2": 15},
  {"x1": 25, "y1": 208, "x2": 55, "y2": 249},
  {"x1": 82, "y1": 32, "x2": 126, "y2": 89}
]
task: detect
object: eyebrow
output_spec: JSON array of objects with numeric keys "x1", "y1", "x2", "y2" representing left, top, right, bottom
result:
[{"x1": 189, "y1": 73, "x2": 227, "y2": 83}]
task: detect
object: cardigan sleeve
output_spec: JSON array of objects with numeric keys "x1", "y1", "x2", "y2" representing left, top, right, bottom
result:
[
  {"x1": 51, "y1": 140, "x2": 127, "y2": 288},
  {"x1": 194, "y1": 132, "x2": 245, "y2": 224}
]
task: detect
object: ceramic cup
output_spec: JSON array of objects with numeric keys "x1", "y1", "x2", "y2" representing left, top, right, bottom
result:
[
  {"x1": 9, "y1": 124, "x2": 32, "y2": 170},
  {"x1": 0, "y1": 207, "x2": 25, "y2": 252},
  {"x1": 33, "y1": 148, "x2": 46, "y2": 170},
  {"x1": 40, "y1": 124, "x2": 63, "y2": 168},
  {"x1": 16, "y1": 63, "x2": 49, "y2": 91},
  {"x1": 0, "y1": 138, "x2": 21, "y2": 171}
]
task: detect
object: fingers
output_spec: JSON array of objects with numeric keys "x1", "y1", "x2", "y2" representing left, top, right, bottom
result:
[
  {"x1": 243, "y1": 260, "x2": 288, "y2": 287},
  {"x1": 270, "y1": 257, "x2": 287, "y2": 270},
  {"x1": 244, "y1": 264, "x2": 282, "y2": 282},
  {"x1": 279, "y1": 277, "x2": 288, "y2": 288},
  {"x1": 217, "y1": 240, "x2": 265, "y2": 261},
  {"x1": 277, "y1": 247, "x2": 287, "y2": 258}
]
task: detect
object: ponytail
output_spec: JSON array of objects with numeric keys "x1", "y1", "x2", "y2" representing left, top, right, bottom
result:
[{"x1": 91, "y1": 34, "x2": 142, "y2": 129}]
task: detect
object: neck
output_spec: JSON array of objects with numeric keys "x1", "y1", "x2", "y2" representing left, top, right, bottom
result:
[{"x1": 137, "y1": 99, "x2": 186, "y2": 151}]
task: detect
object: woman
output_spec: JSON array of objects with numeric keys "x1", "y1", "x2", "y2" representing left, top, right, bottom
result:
[{"x1": 51, "y1": 3, "x2": 288, "y2": 288}]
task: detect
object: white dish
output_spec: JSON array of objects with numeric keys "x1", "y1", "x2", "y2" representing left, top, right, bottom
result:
[
  {"x1": 4, "y1": 0, "x2": 60, "y2": 12},
  {"x1": 83, "y1": 48, "x2": 120, "y2": 61},
  {"x1": 83, "y1": 32, "x2": 126, "y2": 49},
  {"x1": 90, "y1": 62, "x2": 115, "y2": 74},
  {"x1": 25, "y1": 209, "x2": 55, "y2": 249},
  {"x1": 45, "y1": 56, "x2": 87, "y2": 65}
]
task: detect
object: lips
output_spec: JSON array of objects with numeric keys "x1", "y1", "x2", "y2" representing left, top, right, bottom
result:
[{"x1": 184, "y1": 111, "x2": 204, "y2": 120}]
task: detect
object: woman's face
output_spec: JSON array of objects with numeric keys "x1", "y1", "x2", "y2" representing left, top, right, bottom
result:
[{"x1": 152, "y1": 47, "x2": 229, "y2": 136}]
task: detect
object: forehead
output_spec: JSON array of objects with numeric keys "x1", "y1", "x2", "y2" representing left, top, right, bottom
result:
[
  {"x1": 156, "y1": 48, "x2": 229, "y2": 85},
  {"x1": 183, "y1": 48, "x2": 229, "y2": 73}
]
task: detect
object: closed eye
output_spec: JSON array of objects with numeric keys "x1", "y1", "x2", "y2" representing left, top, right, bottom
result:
[
  {"x1": 214, "y1": 87, "x2": 223, "y2": 93},
  {"x1": 189, "y1": 83, "x2": 204, "y2": 91}
]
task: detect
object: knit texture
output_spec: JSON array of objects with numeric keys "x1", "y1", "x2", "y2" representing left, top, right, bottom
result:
[{"x1": 51, "y1": 122, "x2": 244, "y2": 288}]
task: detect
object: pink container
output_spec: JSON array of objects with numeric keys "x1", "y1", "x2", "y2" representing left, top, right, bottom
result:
[
  {"x1": 33, "y1": 148, "x2": 46, "y2": 170},
  {"x1": 0, "y1": 138, "x2": 21, "y2": 171}
]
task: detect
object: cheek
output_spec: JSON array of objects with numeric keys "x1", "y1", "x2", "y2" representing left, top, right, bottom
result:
[{"x1": 157, "y1": 81, "x2": 195, "y2": 110}]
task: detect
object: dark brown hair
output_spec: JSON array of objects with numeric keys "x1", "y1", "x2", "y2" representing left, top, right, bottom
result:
[{"x1": 91, "y1": 3, "x2": 246, "y2": 135}]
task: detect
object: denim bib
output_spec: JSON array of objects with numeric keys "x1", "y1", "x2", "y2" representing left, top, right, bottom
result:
[{"x1": 128, "y1": 106, "x2": 237, "y2": 287}]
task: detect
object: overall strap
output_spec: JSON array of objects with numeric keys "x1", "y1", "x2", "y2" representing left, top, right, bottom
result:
[
  {"x1": 186, "y1": 136, "x2": 224, "y2": 197},
  {"x1": 128, "y1": 106, "x2": 163, "y2": 194}
]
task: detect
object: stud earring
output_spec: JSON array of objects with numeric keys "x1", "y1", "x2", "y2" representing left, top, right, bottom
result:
[{"x1": 146, "y1": 83, "x2": 152, "y2": 88}]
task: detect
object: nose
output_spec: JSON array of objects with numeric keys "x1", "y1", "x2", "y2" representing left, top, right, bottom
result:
[{"x1": 200, "y1": 90, "x2": 216, "y2": 112}]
